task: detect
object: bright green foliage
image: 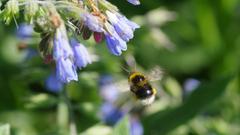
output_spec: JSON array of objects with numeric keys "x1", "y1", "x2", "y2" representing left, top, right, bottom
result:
[
  {"x1": 0, "y1": 124, "x2": 10, "y2": 135},
  {"x1": 0, "y1": 0, "x2": 239, "y2": 135},
  {"x1": 113, "y1": 115, "x2": 130, "y2": 135}
]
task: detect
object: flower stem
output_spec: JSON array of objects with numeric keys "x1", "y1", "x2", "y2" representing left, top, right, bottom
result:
[{"x1": 62, "y1": 87, "x2": 78, "y2": 135}]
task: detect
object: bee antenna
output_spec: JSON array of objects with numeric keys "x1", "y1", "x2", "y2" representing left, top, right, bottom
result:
[{"x1": 121, "y1": 66, "x2": 130, "y2": 73}]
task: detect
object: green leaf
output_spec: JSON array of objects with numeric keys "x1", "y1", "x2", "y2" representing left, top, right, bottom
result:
[
  {"x1": 164, "y1": 76, "x2": 182, "y2": 98},
  {"x1": 0, "y1": 124, "x2": 10, "y2": 135},
  {"x1": 24, "y1": 94, "x2": 58, "y2": 109},
  {"x1": 143, "y1": 76, "x2": 232, "y2": 135},
  {"x1": 112, "y1": 115, "x2": 130, "y2": 135},
  {"x1": 80, "y1": 124, "x2": 112, "y2": 135}
]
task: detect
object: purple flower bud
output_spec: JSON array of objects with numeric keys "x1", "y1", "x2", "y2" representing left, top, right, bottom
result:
[
  {"x1": 130, "y1": 117, "x2": 143, "y2": 135},
  {"x1": 45, "y1": 73, "x2": 63, "y2": 92},
  {"x1": 82, "y1": 13, "x2": 104, "y2": 32},
  {"x1": 100, "y1": 102, "x2": 124, "y2": 125},
  {"x1": 43, "y1": 54, "x2": 53, "y2": 64},
  {"x1": 16, "y1": 23, "x2": 33, "y2": 39},
  {"x1": 106, "y1": 11, "x2": 134, "y2": 42},
  {"x1": 70, "y1": 38, "x2": 92, "y2": 69},
  {"x1": 94, "y1": 32, "x2": 104, "y2": 43},
  {"x1": 127, "y1": 0, "x2": 140, "y2": 5},
  {"x1": 56, "y1": 57, "x2": 78, "y2": 83},
  {"x1": 53, "y1": 28, "x2": 74, "y2": 60}
]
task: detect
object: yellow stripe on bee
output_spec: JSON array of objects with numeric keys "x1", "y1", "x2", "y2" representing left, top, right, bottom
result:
[
  {"x1": 153, "y1": 88, "x2": 157, "y2": 95},
  {"x1": 128, "y1": 72, "x2": 145, "y2": 82},
  {"x1": 138, "y1": 80, "x2": 147, "y2": 86}
]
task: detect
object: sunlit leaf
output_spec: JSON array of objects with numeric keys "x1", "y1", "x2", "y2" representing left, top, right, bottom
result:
[
  {"x1": 24, "y1": 94, "x2": 58, "y2": 109},
  {"x1": 0, "y1": 124, "x2": 10, "y2": 135},
  {"x1": 80, "y1": 124, "x2": 112, "y2": 135},
  {"x1": 112, "y1": 115, "x2": 130, "y2": 135}
]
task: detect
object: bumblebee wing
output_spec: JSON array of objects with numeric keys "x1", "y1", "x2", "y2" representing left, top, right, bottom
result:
[
  {"x1": 113, "y1": 79, "x2": 129, "y2": 92},
  {"x1": 147, "y1": 66, "x2": 164, "y2": 82},
  {"x1": 153, "y1": 84, "x2": 164, "y2": 98}
]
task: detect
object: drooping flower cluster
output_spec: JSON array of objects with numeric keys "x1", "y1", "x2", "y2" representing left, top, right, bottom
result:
[
  {"x1": 53, "y1": 23, "x2": 92, "y2": 83},
  {"x1": 0, "y1": 0, "x2": 140, "y2": 83},
  {"x1": 80, "y1": 9, "x2": 140, "y2": 56}
]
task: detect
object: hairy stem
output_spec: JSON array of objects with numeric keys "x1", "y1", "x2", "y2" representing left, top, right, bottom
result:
[{"x1": 62, "y1": 88, "x2": 78, "y2": 135}]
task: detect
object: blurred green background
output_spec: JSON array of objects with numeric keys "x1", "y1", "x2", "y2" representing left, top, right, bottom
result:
[{"x1": 0, "y1": 0, "x2": 239, "y2": 135}]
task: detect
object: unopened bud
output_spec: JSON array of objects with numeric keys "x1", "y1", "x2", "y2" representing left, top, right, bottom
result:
[
  {"x1": 94, "y1": 32, "x2": 104, "y2": 43},
  {"x1": 44, "y1": 54, "x2": 54, "y2": 64},
  {"x1": 25, "y1": 0, "x2": 39, "y2": 23},
  {"x1": 2, "y1": 0, "x2": 19, "y2": 24},
  {"x1": 6, "y1": 0, "x2": 19, "y2": 15},
  {"x1": 98, "y1": 0, "x2": 118, "y2": 12}
]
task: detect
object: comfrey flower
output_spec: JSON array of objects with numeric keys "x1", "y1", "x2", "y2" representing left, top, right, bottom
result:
[
  {"x1": 1, "y1": 0, "x2": 140, "y2": 84},
  {"x1": 16, "y1": 23, "x2": 33, "y2": 40},
  {"x1": 77, "y1": 8, "x2": 139, "y2": 56},
  {"x1": 106, "y1": 10, "x2": 134, "y2": 42},
  {"x1": 82, "y1": 13, "x2": 104, "y2": 32},
  {"x1": 53, "y1": 27, "x2": 74, "y2": 60},
  {"x1": 53, "y1": 25, "x2": 78, "y2": 83},
  {"x1": 45, "y1": 73, "x2": 63, "y2": 92},
  {"x1": 70, "y1": 38, "x2": 92, "y2": 69},
  {"x1": 103, "y1": 10, "x2": 139, "y2": 55},
  {"x1": 105, "y1": 30, "x2": 127, "y2": 56},
  {"x1": 117, "y1": 14, "x2": 140, "y2": 31},
  {"x1": 127, "y1": 0, "x2": 140, "y2": 5},
  {"x1": 56, "y1": 57, "x2": 78, "y2": 83}
]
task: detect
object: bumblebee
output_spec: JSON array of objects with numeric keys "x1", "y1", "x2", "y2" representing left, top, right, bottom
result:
[{"x1": 128, "y1": 71, "x2": 157, "y2": 105}]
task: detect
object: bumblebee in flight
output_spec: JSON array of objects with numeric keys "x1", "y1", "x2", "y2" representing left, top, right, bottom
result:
[{"x1": 128, "y1": 71, "x2": 158, "y2": 105}]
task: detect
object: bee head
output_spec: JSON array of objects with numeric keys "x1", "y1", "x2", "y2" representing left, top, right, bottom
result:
[{"x1": 129, "y1": 72, "x2": 146, "y2": 84}]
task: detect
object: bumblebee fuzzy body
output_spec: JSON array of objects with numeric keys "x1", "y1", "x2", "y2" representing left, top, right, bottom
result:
[{"x1": 128, "y1": 72, "x2": 157, "y2": 105}]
